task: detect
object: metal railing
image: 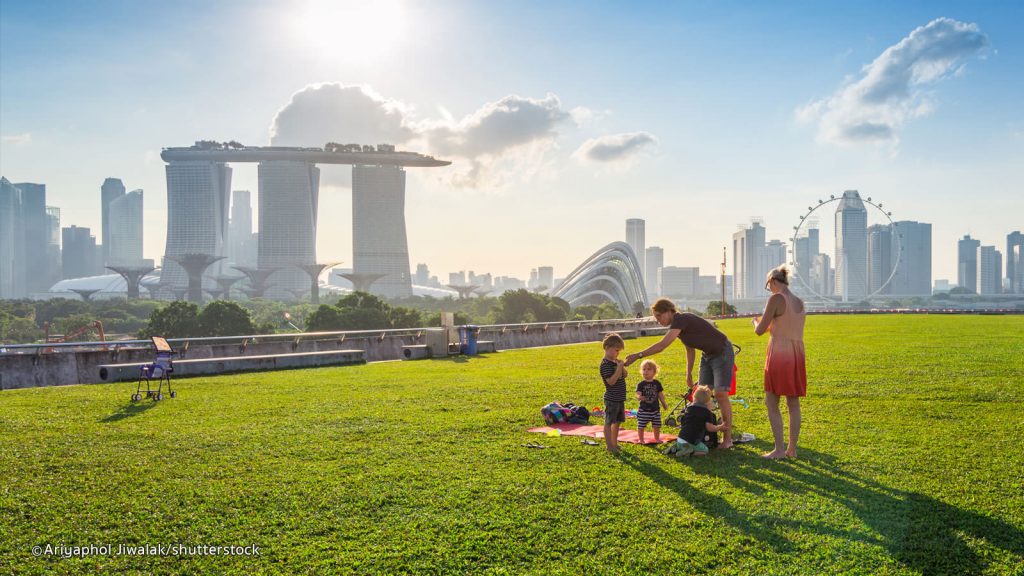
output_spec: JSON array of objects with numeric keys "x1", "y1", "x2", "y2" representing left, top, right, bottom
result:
[{"x1": 0, "y1": 317, "x2": 656, "y2": 355}]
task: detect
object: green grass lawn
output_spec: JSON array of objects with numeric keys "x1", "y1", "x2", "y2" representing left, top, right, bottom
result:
[{"x1": 1, "y1": 315, "x2": 1023, "y2": 575}]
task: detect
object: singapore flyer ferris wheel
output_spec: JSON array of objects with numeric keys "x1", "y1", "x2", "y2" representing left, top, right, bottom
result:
[{"x1": 789, "y1": 191, "x2": 901, "y2": 303}]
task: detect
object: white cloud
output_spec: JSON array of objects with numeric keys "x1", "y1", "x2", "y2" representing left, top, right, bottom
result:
[
  {"x1": 417, "y1": 93, "x2": 572, "y2": 187},
  {"x1": 270, "y1": 85, "x2": 579, "y2": 188},
  {"x1": 270, "y1": 83, "x2": 414, "y2": 148},
  {"x1": 573, "y1": 131, "x2": 658, "y2": 163},
  {"x1": 268, "y1": 83, "x2": 417, "y2": 186},
  {"x1": 798, "y1": 18, "x2": 988, "y2": 146},
  {"x1": 269, "y1": 85, "x2": 654, "y2": 188},
  {"x1": 1, "y1": 133, "x2": 32, "y2": 146},
  {"x1": 420, "y1": 93, "x2": 569, "y2": 158}
]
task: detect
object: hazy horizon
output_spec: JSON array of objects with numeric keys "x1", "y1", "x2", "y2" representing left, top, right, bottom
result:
[{"x1": 2, "y1": 0, "x2": 1021, "y2": 284}]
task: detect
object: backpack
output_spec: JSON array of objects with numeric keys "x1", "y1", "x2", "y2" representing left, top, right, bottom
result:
[{"x1": 563, "y1": 403, "x2": 590, "y2": 424}]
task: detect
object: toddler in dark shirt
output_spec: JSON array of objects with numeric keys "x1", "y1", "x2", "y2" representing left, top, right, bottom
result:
[{"x1": 672, "y1": 385, "x2": 726, "y2": 457}]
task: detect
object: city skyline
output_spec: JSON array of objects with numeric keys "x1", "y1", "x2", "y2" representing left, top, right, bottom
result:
[{"x1": 2, "y1": 1, "x2": 1022, "y2": 284}]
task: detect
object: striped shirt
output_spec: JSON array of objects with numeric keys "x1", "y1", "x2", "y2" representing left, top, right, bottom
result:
[{"x1": 600, "y1": 358, "x2": 627, "y2": 403}]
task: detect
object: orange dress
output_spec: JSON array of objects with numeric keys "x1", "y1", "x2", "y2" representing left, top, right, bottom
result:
[{"x1": 764, "y1": 291, "x2": 807, "y2": 397}]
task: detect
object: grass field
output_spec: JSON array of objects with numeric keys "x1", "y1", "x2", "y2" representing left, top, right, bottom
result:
[{"x1": 1, "y1": 315, "x2": 1023, "y2": 575}]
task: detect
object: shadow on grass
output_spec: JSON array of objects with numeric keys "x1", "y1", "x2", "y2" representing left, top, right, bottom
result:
[
  {"x1": 619, "y1": 447, "x2": 1024, "y2": 573},
  {"x1": 434, "y1": 355, "x2": 492, "y2": 364},
  {"x1": 100, "y1": 401, "x2": 158, "y2": 423}
]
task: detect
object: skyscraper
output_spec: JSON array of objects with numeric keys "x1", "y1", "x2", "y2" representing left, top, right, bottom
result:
[
  {"x1": 626, "y1": 219, "x2": 645, "y2": 280},
  {"x1": 698, "y1": 275, "x2": 717, "y2": 296},
  {"x1": 759, "y1": 239, "x2": 787, "y2": 285},
  {"x1": 835, "y1": 191, "x2": 868, "y2": 301},
  {"x1": 100, "y1": 177, "x2": 126, "y2": 266},
  {"x1": 12, "y1": 182, "x2": 48, "y2": 294},
  {"x1": 957, "y1": 235, "x2": 981, "y2": 293},
  {"x1": 353, "y1": 165, "x2": 411, "y2": 298},
  {"x1": 811, "y1": 253, "x2": 832, "y2": 297},
  {"x1": 258, "y1": 162, "x2": 320, "y2": 296},
  {"x1": 867, "y1": 224, "x2": 893, "y2": 295},
  {"x1": 659, "y1": 266, "x2": 699, "y2": 298},
  {"x1": 108, "y1": 189, "x2": 144, "y2": 266},
  {"x1": 890, "y1": 221, "x2": 932, "y2": 296},
  {"x1": 1007, "y1": 231, "x2": 1023, "y2": 294},
  {"x1": 228, "y1": 190, "x2": 257, "y2": 268},
  {"x1": 537, "y1": 266, "x2": 554, "y2": 291},
  {"x1": 45, "y1": 206, "x2": 61, "y2": 290},
  {"x1": 414, "y1": 264, "x2": 430, "y2": 286},
  {"x1": 645, "y1": 246, "x2": 663, "y2": 299},
  {"x1": 0, "y1": 178, "x2": 23, "y2": 298},
  {"x1": 62, "y1": 226, "x2": 98, "y2": 280},
  {"x1": 160, "y1": 161, "x2": 232, "y2": 290},
  {"x1": 977, "y1": 246, "x2": 1002, "y2": 295},
  {"x1": 732, "y1": 220, "x2": 765, "y2": 299},
  {"x1": 792, "y1": 227, "x2": 819, "y2": 295}
]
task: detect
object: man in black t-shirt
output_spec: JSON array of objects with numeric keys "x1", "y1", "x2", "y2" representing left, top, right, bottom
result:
[{"x1": 625, "y1": 298, "x2": 737, "y2": 449}]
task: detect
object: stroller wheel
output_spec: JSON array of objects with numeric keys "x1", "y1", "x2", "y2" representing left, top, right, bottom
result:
[
  {"x1": 170, "y1": 391, "x2": 176, "y2": 398},
  {"x1": 131, "y1": 394, "x2": 140, "y2": 402},
  {"x1": 666, "y1": 417, "x2": 677, "y2": 427},
  {"x1": 155, "y1": 393, "x2": 163, "y2": 401}
]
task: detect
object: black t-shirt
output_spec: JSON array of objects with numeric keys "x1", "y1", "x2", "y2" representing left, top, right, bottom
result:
[
  {"x1": 635, "y1": 379, "x2": 664, "y2": 412},
  {"x1": 600, "y1": 358, "x2": 627, "y2": 403},
  {"x1": 670, "y1": 312, "x2": 728, "y2": 355},
  {"x1": 679, "y1": 404, "x2": 715, "y2": 444}
]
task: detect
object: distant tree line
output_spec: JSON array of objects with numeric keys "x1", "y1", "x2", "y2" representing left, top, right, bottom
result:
[{"x1": 12, "y1": 288, "x2": 927, "y2": 345}]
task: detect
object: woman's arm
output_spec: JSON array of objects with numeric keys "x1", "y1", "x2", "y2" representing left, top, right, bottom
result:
[
  {"x1": 624, "y1": 329, "x2": 680, "y2": 366},
  {"x1": 753, "y1": 294, "x2": 785, "y2": 336}
]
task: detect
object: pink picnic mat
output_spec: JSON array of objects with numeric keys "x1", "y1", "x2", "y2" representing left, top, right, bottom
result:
[{"x1": 528, "y1": 423, "x2": 677, "y2": 444}]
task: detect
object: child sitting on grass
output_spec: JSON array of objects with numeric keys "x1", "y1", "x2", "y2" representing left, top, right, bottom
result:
[
  {"x1": 599, "y1": 333, "x2": 628, "y2": 454},
  {"x1": 673, "y1": 385, "x2": 726, "y2": 457},
  {"x1": 635, "y1": 359, "x2": 668, "y2": 444}
]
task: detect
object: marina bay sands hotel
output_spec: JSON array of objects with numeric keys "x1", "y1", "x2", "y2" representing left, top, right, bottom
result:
[{"x1": 159, "y1": 142, "x2": 450, "y2": 299}]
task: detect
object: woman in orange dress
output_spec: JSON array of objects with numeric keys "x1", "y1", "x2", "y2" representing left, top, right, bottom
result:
[{"x1": 752, "y1": 265, "x2": 806, "y2": 459}]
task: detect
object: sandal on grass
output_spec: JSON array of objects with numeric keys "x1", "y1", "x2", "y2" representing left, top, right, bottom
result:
[
  {"x1": 522, "y1": 442, "x2": 549, "y2": 449},
  {"x1": 581, "y1": 439, "x2": 599, "y2": 446}
]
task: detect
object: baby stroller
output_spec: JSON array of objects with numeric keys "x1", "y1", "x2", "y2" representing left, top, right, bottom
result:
[
  {"x1": 664, "y1": 343, "x2": 742, "y2": 429},
  {"x1": 132, "y1": 336, "x2": 177, "y2": 402}
]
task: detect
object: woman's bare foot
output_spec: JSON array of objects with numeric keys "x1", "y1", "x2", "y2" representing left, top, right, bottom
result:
[
  {"x1": 718, "y1": 439, "x2": 734, "y2": 450},
  {"x1": 785, "y1": 448, "x2": 797, "y2": 459},
  {"x1": 762, "y1": 450, "x2": 787, "y2": 459}
]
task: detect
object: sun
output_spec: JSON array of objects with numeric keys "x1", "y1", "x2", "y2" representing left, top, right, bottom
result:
[{"x1": 292, "y1": 0, "x2": 408, "y2": 59}]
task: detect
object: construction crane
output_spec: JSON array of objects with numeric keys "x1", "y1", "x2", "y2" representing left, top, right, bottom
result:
[{"x1": 43, "y1": 320, "x2": 106, "y2": 349}]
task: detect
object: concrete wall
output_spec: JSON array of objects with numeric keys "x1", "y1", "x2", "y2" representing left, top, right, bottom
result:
[{"x1": 0, "y1": 319, "x2": 661, "y2": 390}]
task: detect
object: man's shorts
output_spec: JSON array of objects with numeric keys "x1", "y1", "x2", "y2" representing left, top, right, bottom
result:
[
  {"x1": 604, "y1": 400, "x2": 626, "y2": 424},
  {"x1": 699, "y1": 340, "x2": 735, "y2": 394}
]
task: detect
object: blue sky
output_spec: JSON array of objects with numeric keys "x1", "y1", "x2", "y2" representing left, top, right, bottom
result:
[{"x1": 2, "y1": 0, "x2": 1021, "y2": 283}]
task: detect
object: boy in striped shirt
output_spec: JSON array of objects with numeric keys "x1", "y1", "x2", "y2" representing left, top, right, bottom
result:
[{"x1": 600, "y1": 333, "x2": 628, "y2": 454}]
